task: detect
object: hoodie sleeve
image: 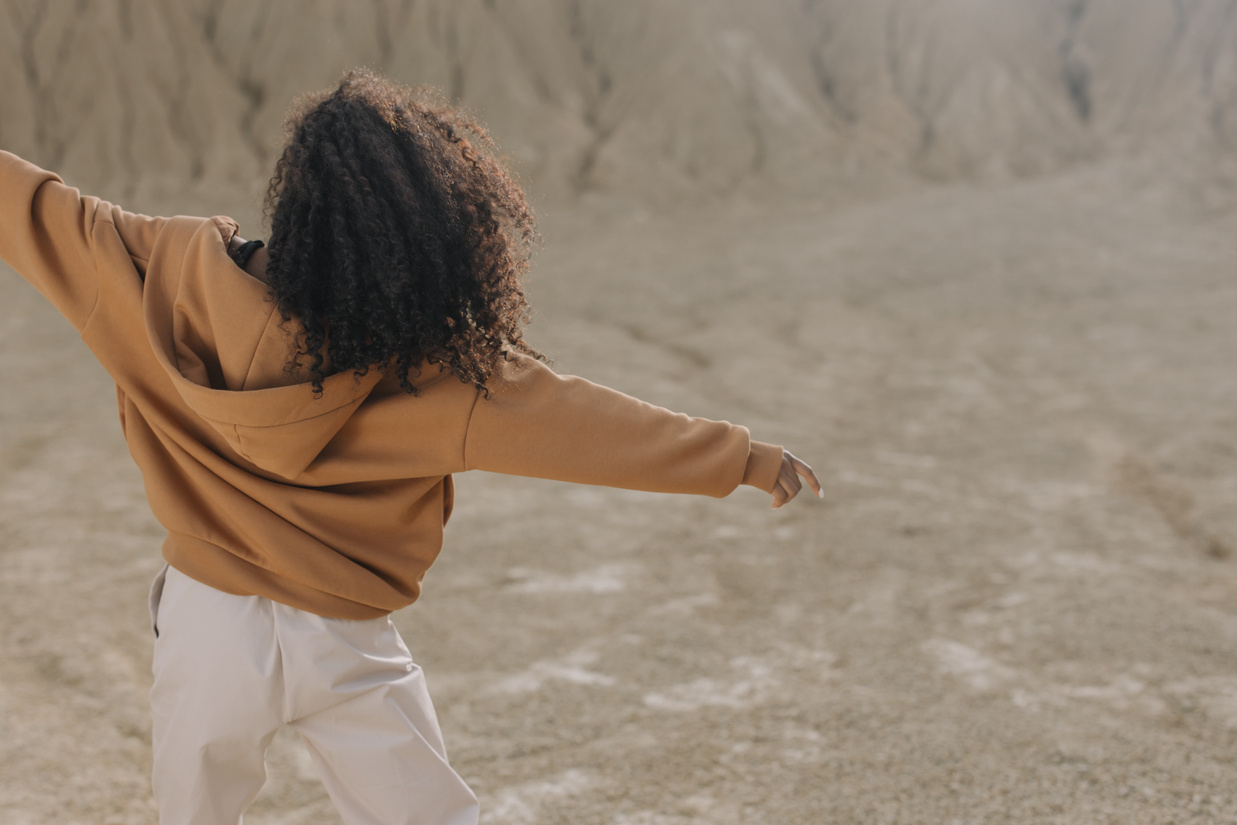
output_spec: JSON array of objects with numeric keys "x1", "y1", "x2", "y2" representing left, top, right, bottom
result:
[
  {"x1": 463, "y1": 354, "x2": 784, "y2": 496},
  {"x1": 0, "y1": 150, "x2": 165, "y2": 331}
]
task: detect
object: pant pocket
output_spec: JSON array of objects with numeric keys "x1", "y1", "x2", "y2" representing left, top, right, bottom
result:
[{"x1": 148, "y1": 563, "x2": 169, "y2": 638}]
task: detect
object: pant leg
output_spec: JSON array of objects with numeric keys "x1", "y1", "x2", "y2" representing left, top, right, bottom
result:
[
  {"x1": 279, "y1": 609, "x2": 479, "y2": 825},
  {"x1": 149, "y1": 566, "x2": 285, "y2": 825}
]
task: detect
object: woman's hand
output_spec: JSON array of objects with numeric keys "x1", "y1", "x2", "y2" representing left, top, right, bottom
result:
[{"x1": 772, "y1": 450, "x2": 822, "y2": 509}]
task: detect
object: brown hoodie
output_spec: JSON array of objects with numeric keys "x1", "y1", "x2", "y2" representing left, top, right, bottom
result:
[{"x1": 0, "y1": 151, "x2": 783, "y2": 619}]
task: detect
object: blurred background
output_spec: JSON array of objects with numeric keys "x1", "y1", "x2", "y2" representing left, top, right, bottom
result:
[
  {"x1": 7, "y1": 0, "x2": 1237, "y2": 211},
  {"x1": 2, "y1": 2, "x2": 1236, "y2": 824}
]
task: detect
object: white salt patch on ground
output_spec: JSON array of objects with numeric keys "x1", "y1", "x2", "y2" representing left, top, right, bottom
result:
[
  {"x1": 648, "y1": 592, "x2": 720, "y2": 616},
  {"x1": 780, "y1": 728, "x2": 826, "y2": 764},
  {"x1": 923, "y1": 638, "x2": 1019, "y2": 693},
  {"x1": 1165, "y1": 677, "x2": 1237, "y2": 730},
  {"x1": 1061, "y1": 674, "x2": 1147, "y2": 701},
  {"x1": 614, "y1": 794, "x2": 738, "y2": 825},
  {"x1": 1006, "y1": 666, "x2": 1179, "y2": 719},
  {"x1": 483, "y1": 770, "x2": 592, "y2": 825},
  {"x1": 1057, "y1": 675, "x2": 1170, "y2": 718},
  {"x1": 504, "y1": 563, "x2": 634, "y2": 594},
  {"x1": 490, "y1": 648, "x2": 616, "y2": 694},
  {"x1": 644, "y1": 656, "x2": 783, "y2": 712},
  {"x1": 1195, "y1": 689, "x2": 1237, "y2": 731}
]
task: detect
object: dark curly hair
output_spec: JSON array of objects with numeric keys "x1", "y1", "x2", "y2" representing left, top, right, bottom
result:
[{"x1": 263, "y1": 68, "x2": 540, "y2": 396}]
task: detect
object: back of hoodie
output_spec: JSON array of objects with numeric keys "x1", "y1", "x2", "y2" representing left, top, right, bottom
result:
[{"x1": 0, "y1": 151, "x2": 783, "y2": 619}]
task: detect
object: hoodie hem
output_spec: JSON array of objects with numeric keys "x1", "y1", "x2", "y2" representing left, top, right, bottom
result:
[{"x1": 163, "y1": 533, "x2": 414, "y2": 621}]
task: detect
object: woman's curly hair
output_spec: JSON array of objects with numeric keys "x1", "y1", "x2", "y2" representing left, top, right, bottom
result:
[{"x1": 263, "y1": 68, "x2": 540, "y2": 396}]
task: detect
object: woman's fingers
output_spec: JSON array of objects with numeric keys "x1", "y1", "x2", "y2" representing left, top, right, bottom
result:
[
  {"x1": 787, "y1": 452, "x2": 823, "y2": 500},
  {"x1": 772, "y1": 454, "x2": 802, "y2": 508},
  {"x1": 771, "y1": 451, "x2": 821, "y2": 508},
  {"x1": 772, "y1": 479, "x2": 793, "y2": 508}
]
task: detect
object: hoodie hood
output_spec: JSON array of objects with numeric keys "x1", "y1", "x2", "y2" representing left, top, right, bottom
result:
[{"x1": 142, "y1": 216, "x2": 382, "y2": 479}]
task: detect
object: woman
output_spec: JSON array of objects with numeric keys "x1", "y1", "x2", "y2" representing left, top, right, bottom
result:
[{"x1": 0, "y1": 68, "x2": 819, "y2": 825}]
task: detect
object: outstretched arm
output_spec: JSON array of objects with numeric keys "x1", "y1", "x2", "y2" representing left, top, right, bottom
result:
[
  {"x1": 0, "y1": 150, "x2": 165, "y2": 330},
  {"x1": 464, "y1": 353, "x2": 786, "y2": 497}
]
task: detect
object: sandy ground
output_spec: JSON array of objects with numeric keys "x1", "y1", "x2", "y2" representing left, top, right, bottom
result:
[{"x1": 2, "y1": 162, "x2": 1236, "y2": 824}]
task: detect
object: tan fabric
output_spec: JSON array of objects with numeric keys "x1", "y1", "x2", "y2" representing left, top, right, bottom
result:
[{"x1": 0, "y1": 150, "x2": 784, "y2": 619}]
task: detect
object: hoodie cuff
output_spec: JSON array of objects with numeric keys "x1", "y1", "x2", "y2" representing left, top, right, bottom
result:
[
  {"x1": 209, "y1": 215, "x2": 240, "y2": 248},
  {"x1": 742, "y1": 440, "x2": 784, "y2": 493}
]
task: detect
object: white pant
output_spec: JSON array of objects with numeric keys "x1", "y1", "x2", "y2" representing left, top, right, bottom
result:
[{"x1": 148, "y1": 565, "x2": 479, "y2": 825}]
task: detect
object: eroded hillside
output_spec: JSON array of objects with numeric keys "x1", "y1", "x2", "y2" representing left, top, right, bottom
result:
[{"x1": 3, "y1": 0, "x2": 1237, "y2": 205}]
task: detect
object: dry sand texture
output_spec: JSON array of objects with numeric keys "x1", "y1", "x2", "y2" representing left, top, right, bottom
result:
[{"x1": 2, "y1": 2, "x2": 1237, "y2": 824}]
